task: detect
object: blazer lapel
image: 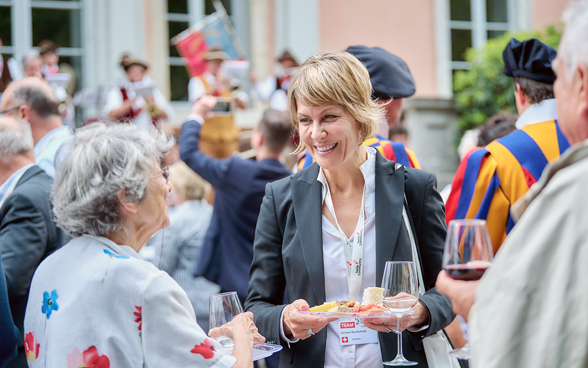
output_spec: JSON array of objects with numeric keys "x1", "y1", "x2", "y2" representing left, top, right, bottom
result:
[
  {"x1": 291, "y1": 163, "x2": 326, "y2": 304},
  {"x1": 375, "y1": 153, "x2": 405, "y2": 286}
]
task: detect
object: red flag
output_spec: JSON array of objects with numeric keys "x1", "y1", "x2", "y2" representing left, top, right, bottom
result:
[{"x1": 175, "y1": 30, "x2": 208, "y2": 77}]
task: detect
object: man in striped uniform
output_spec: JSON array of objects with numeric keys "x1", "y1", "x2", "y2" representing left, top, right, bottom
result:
[
  {"x1": 294, "y1": 46, "x2": 421, "y2": 171},
  {"x1": 446, "y1": 38, "x2": 570, "y2": 253}
]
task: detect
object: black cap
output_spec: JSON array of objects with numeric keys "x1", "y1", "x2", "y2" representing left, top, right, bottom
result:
[
  {"x1": 503, "y1": 38, "x2": 557, "y2": 84},
  {"x1": 345, "y1": 45, "x2": 415, "y2": 100}
]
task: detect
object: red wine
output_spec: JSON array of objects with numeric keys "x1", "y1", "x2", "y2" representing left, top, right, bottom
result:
[{"x1": 444, "y1": 262, "x2": 491, "y2": 281}]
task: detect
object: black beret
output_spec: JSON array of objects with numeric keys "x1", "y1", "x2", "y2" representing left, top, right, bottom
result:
[
  {"x1": 503, "y1": 38, "x2": 557, "y2": 83},
  {"x1": 345, "y1": 45, "x2": 416, "y2": 100}
]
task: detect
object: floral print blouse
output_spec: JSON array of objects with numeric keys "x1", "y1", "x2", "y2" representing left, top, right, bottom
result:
[{"x1": 24, "y1": 235, "x2": 236, "y2": 368}]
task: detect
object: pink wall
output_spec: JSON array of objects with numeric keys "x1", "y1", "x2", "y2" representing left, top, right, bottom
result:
[
  {"x1": 533, "y1": 0, "x2": 573, "y2": 29},
  {"x1": 318, "y1": 0, "x2": 438, "y2": 98}
]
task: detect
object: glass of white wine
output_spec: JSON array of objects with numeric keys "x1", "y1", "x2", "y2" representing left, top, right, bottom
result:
[
  {"x1": 209, "y1": 292, "x2": 243, "y2": 348},
  {"x1": 381, "y1": 261, "x2": 419, "y2": 366}
]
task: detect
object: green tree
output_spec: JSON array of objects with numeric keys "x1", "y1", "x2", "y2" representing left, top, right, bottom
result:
[{"x1": 453, "y1": 25, "x2": 562, "y2": 133}]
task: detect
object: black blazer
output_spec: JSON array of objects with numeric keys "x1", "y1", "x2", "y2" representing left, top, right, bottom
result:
[
  {"x1": 0, "y1": 166, "x2": 67, "y2": 346},
  {"x1": 245, "y1": 152, "x2": 454, "y2": 367}
]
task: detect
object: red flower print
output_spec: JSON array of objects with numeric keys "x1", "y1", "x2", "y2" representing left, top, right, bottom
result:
[
  {"x1": 83, "y1": 346, "x2": 110, "y2": 368},
  {"x1": 191, "y1": 338, "x2": 216, "y2": 359},
  {"x1": 24, "y1": 332, "x2": 40, "y2": 362},
  {"x1": 67, "y1": 346, "x2": 110, "y2": 368},
  {"x1": 133, "y1": 306, "x2": 142, "y2": 331}
]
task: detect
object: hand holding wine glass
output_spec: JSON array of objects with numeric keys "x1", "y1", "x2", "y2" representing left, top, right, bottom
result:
[{"x1": 441, "y1": 219, "x2": 494, "y2": 360}]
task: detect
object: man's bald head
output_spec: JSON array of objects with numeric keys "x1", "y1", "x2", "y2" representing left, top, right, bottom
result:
[
  {"x1": 0, "y1": 116, "x2": 34, "y2": 162},
  {"x1": 0, "y1": 77, "x2": 60, "y2": 120}
]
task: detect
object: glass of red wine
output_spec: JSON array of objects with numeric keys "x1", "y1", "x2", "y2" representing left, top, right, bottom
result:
[{"x1": 442, "y1": 219, "x2": 494, "y2": 359}]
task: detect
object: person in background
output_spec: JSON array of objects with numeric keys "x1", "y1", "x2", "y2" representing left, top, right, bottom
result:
[
  {"x1": 445, "y1": 38, "x2": 570, "y2": 253},
  {"x1": 104, "y1": 54, "x2": 174, "y2": 131},
  {"x1": 476, "y1": 113, "x2": 517, "y2": 147},
  {"x1": 0, "y1": 116, "x2": 66, "y2": 368},
  {"x1": 24, "y1": 122, "x2": 264, "y2": 368},
  {"x1": 21, "y1": 51, "x2": 43, "y2": 79},
  {"x1": 148, "y1": 161, "x2": 220, "y2": 332},
  {"x1": 0, "y1": 77, "x2": 73, "y2": 178},
  {"x1": 255, "y1": 50, "x2": 300, "y2": 111},
  {"x1": 0, "y1": 35, "x2": 22, "y2": 94},
  {"x1": 438, "y1": 2, "x2": 588, "y2": 366},
  {"x1": 38, "y1": 40, "x2": 76, "y2": 97},
  {"x1": 295, "y1": 46, "x2": 421, "y2": 172},
  {"x1": 0, "y1": 249, "x2": 19, "y2": 368},
  {"x1": 389, "y1": 124, "x2": 409, "y2": 146},
  {"x1": 180, "y1": 103, "x2": 293, "y2": 306},
  {"x1": 188, "y1": 48, "x2": 247, "y2": 159}
]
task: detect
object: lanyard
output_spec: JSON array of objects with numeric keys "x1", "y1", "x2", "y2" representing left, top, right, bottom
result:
[{"x1": 323, "y1": 181, "x2": 366, "y2": 300}]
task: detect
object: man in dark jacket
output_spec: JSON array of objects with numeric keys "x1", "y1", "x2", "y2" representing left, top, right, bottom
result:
[
  {"x1": 180, "y1": 97, "x2": 293, "y2": 305},
  {"x1": 0, "y1": 116, "x2": 67, "y2": 368}
]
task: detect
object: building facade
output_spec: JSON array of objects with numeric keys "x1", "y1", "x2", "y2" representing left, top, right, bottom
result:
[{"x1": 0, "y1": 0, "x2": 571, "y2": 181}]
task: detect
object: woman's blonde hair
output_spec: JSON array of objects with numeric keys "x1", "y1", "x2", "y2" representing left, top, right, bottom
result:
[
  {"x1": 287, "y1": 51, "x2": 386, "y2": 153},
  {"x1": 170, "y1": 161, "x2": 211, "y2": 201}
]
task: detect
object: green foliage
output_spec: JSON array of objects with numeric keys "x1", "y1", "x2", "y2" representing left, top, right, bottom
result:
[{"x1": 453, "y1": 25, "x2": 562, "y2": 133}]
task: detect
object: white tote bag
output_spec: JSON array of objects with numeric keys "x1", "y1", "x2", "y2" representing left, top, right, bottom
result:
[{"x1": 398, "y1": 165, "x2": 461, "y2": 368}]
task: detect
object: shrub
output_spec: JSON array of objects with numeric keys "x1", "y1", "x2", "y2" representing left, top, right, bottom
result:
[{"x1": 453, "y1": 25, "x2": 562, "y2": 133}]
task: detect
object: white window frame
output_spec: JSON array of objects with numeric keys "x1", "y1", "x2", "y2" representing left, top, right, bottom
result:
[
  {"x1": 10, "y1": 0, "x2": 85, "y2": 84},
  {"x1": 436, "y1": 0, "x2": 519, "y2": 97},
  {"x1": 167, "y1": 0, "x2": 204, "y2": 102}
]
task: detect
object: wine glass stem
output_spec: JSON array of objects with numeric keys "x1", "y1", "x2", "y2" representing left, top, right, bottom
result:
[{"x1": 396, "y1": 314, "x2": 404, "y2": 358}]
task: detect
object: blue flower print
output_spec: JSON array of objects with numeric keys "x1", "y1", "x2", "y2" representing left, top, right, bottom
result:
[
  {"x1": 42, "y1": 290, "x2": 59, "y2": 319},
  {"x1": 103, "y1": 249, "x2": 130, "y2": 259}
]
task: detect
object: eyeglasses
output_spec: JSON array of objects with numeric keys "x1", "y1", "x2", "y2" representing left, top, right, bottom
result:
[
  {"x1": 161, "y1": 166, "x2": 170, "y2": 183},
  {"x1": 0, "y1": 105, "x2": 21, "y2": 115}
]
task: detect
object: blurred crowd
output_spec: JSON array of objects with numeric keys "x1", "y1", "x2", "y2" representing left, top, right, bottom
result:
[{"x1": 1, "y1": 0, "x2": 588, "y2": 367}]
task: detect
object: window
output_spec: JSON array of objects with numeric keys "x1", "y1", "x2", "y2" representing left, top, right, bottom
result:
[
  {"x1": 168, "y1": 0, "x2": 232, "y2": 101},
  {"x1": 450, "y1": 0, "x2": 513, "y2": 78},
  {"x1": 31, "y1": 0, "x2": 83, "y2": 87}
]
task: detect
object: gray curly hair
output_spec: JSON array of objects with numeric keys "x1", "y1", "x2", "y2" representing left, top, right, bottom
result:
[{"x1": 52, "y1": 123, "x2": 174, "y2": 237}]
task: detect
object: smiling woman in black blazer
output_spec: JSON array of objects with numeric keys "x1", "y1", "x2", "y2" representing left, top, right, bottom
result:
[{"x1": 245, "y1": 51, "x2": 454, "y2": 368}]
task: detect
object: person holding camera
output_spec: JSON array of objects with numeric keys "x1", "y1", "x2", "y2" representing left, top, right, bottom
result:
[{"x1": 188, "y1": 49, "x2": 247, "y2": 159}]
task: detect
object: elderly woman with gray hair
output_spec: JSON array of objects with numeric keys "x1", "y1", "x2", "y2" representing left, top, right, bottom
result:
[{"x1": 23, "y1": 123, "x2": 263, "y2": 368}]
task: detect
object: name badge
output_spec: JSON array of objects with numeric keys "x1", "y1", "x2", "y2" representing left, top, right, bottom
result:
[{"x1": 336, "y1": 318, "x2": 378, "y2": 346}]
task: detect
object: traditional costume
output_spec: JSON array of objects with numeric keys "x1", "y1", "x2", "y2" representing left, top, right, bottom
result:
[
  {"x1": 445, "y1": 38, "x2": 569, "y2": 253},
  {"x1": 188, "y1": 50, "x2": 242, "y2": 159},
  {"x1": 104, "y1": 55, "x2": 173, "y2": 131}
]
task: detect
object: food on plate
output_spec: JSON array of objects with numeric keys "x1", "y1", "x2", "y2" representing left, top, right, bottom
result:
[
  {"x1": 361, "y1": 287, "x2": 384, "y2": 305},
  {"x1": 352, "y1": 303, "x2": 388, "y2": 313},
  {"x1": 308, "y1": 301, "x2": 339, "y2": 312},
  {"x1": 327, "y1": 300, "x2": 358, "y2": 313},
  {"x1": 308, "y1": 286, "x2": 389, "y2": 314}
]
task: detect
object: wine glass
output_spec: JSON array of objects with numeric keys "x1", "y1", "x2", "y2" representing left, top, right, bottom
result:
[
  {"x1": 381, "y1": 261, "x2": 419, "y2": 366},
  {"x1": 442, "y1": 219, "x2": 494, "y2": 359},
  {"x1": 209, "y1": 291, "x2": 243, "y2": 348}
]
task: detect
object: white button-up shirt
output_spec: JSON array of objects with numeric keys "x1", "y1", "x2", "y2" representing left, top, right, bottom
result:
[
  {"x1": 33, "y1": 125, "x2": 73, "y2": 178},
  {"x1": 281, "y1": 147, "x2": 383, "y2": 368}
]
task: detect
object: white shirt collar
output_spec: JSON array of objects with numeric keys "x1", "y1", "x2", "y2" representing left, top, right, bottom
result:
[
  {"x1": 516, "y1": 98, "x2": 558, "y2": 129},
  {"x1": 317, "y1": 146, "x2": 376, "y2": 205}
]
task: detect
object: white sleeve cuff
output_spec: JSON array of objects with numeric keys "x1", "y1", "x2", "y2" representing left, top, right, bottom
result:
[
  {"x1": 279, "y1": 306, "x2": 300, "y2": 347},
  {"x1": 186, "y1": 115, "x2": 205, "y2": 125}
]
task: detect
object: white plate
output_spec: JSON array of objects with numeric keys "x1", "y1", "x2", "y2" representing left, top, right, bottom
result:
[
  {"x1": 297, "y1": 310, "x2": 392, "y2": 318},
  {"x1": 222, "y1": 343, "x2": 283, "y2": 362}
]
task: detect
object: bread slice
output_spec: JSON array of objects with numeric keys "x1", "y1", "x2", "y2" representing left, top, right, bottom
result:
[{"x1": 361, "y1": 287, "x2": 384, "y2": 305}]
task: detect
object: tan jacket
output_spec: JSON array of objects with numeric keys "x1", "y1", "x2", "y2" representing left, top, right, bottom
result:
[{"x1": 470, "y1": 140, "x2": 588, "y2": 368}]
